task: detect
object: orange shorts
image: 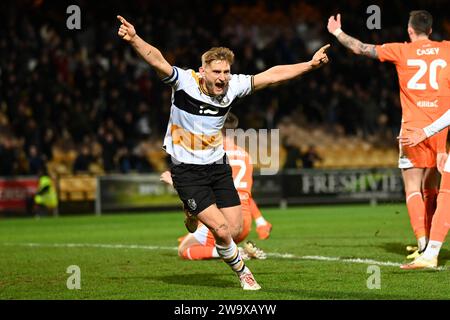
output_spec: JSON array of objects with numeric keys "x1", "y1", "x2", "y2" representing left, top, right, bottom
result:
[
  {"x1": 398, "y1": 128, "x2": 442, "y2": 169},
  {"x1": 193, "y1": 196, "x2": 252, "y2": 246}
]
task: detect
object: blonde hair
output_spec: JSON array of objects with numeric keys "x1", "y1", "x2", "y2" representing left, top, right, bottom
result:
[{"x1": 201, "y1": 47, "x2": 235, "y2": 66}]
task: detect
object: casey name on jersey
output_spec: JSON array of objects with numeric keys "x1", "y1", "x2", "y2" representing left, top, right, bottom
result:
[{"x1": 416, "y1": 47, "x2": 440, "y2": 56}]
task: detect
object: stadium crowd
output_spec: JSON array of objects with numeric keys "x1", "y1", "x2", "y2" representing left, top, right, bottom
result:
[{"x1": 1, "y1": 0, "x2": 449, "y2": 176}]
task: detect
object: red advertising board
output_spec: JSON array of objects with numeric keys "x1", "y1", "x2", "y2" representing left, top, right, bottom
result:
[{"x1": 0, "y1": 178, "x2": 39, "y2": 212}]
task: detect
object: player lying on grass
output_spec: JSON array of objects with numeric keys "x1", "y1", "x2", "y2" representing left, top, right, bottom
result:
[
  {"x1": 328, "y1": 10, "x2": 450, "y2": 260},
  {"x1": 398, "y1": 66, "x2": 450, "y2": 269},
  {"x1": 118, "y1": 15, "x2": 329, "y2": 290},
  {"x1": 160, "y1": 113, "x2": 270, "y2": 261},
  {"x1": 160, "y1": 175, "x2": 267, "y2": 261}
]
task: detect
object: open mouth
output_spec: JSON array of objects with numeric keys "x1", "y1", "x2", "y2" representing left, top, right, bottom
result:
[{"x1": 215, "y1": 83, "x2": 225, "y2": 91}]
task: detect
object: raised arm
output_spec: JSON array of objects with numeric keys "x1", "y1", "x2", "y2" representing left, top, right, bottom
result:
[
  {"x1": 117, "y1": 15, "x2": 172, "y2": 79},
  {"x1": 327, "y1": 14, "x2": 378, "y2": 59},
  {"x1": 253, "y1": 44, "x2": 330, "y2": 91}
]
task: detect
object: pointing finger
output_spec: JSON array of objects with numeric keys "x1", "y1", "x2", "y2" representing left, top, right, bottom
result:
[
  {"x1": 320, "y1": 44, "x2": 331, "y2": 52},
  {"x1": 117, "y1": 15, "x2": 131, "y2": 27}
]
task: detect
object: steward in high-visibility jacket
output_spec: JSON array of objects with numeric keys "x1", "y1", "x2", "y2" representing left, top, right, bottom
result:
[{"x1": 34, "y1": 175, "x2": 58, "y2": 210}]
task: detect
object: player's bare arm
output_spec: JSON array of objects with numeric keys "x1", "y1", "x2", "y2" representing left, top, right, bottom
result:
[
  {"x1": 253, "y1": 44, "x2": 330, "y2": 91},
  {"x1": 337, "y1": 32, "x2": 378, "y2": 58},
  {"x1": 117, "y1": 15, "x2": 172, "y2": 79},
  {"x1": 327, "y1": 14, "x2": 378, "y2": 59}
]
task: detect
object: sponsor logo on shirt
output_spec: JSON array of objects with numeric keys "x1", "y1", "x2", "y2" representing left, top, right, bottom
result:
[{"x1": 417, "y1": 100, "x2": 439, "y2": 108}]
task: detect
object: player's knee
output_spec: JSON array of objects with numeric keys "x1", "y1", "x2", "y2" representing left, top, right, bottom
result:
[
  {"x1": 230, "y1": 223, "x2": 242, "y2": 241},
  {"x1": 212, "y1": 223, "x2": 231, "y2": 243}
]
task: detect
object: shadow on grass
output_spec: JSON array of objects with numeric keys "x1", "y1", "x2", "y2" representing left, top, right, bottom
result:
[
  {"x1": 155, "y1": 272, "x2": 236, "y2": 288},
  {"x1": 153, "y1": 271, "x2": 418, "y2": 299},
  {"x1": 261, "y1": 288, "x2": 414, "y2": 300},
  {"x1": 379, "y1": 242, "x2": 450, "y2": 265}
]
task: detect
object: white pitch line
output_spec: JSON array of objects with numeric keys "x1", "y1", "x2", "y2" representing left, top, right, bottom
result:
[
  {"x1": 1, "y1": 242, "x2": 178, "y2": 251},
  {"x1": 265, "y1": 253, "x2": 402, "y2": 267},
  {"x1": 1, "y1": 242, "x2": 445, "y2": 270}
]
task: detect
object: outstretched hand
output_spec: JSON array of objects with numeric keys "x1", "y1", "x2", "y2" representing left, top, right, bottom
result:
[
  {"x1": 117, "y1": 15, "x2": 137, "y2": 42},
  {"x1": 327, "y1": 14, "x2": 342, "y2": 34},
  {"x1": 397, "y1": 127, "x2": 427, "y2": 147},
  {"x1": 311, "y1": 44, "x2": 330, "y2": 68}
]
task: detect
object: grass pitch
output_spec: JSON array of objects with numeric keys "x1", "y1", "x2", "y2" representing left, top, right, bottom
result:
[{"x1": 0, "y1": 204, "x2": 449, "y2": 300}]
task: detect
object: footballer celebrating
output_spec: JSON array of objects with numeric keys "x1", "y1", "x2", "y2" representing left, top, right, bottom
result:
[
  {"x1": 160, "y1": 113, "x2": 270, "y2": 262},
  {"x1": 117, "y1": 15, "x2": 329, "y2": 290}
]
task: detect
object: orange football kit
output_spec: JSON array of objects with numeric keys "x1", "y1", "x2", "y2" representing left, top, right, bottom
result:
[{"x1": 376, "y1": 39, "x2": 450, "y2": 240}]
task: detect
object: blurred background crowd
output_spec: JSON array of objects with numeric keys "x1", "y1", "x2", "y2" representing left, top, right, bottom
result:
[{"x1": 1, "y1": 0, "x2": 450, "y2": 176}]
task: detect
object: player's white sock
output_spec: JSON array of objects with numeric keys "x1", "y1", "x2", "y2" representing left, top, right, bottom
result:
[
  {"x1": 417, "y1": 236, "x2": 428, "y2": 252},
  {"x1": 255, "y1": 217, "x2": 267, "y2": 227},
  {"x1": 421, "y1": 240, "x2": 442, "y2": 260},
  {"x1": 211, "y1": 247, "x2": 219, "y2": 258},
  {"x1": 215, "y1": 240, "x2": 246, "y2": 274}
]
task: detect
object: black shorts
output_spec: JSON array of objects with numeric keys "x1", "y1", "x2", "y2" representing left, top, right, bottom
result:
[{"x1": 170, "y1": 155, "x2": 241, "y2": 215}]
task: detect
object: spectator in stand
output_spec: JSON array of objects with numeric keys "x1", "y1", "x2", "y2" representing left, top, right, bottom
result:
[
  {"x1": 28, "y1": 145, "x2": 46, "y2": 175},
  {"x1": 0, "y1": 135, "x2": 18, "y2": 176},
  {"x1": 115, "y1": 146, "x2": 133, "y2": 173},
  {"x1": 73, "y1": 145, "x2": 94, "y2": 174},
  {"x1": 1, "y1": 1, "x2": 448, "y2": 175},
  {"x1": 283, "y1": 137, "x2": 303, "y2": 169},
  {"x1": 99, "y1": 131, "x2": 118, "y2": 172},
  {"x1": 301, "y1": 145, "x2": 323, "y2": 169}
]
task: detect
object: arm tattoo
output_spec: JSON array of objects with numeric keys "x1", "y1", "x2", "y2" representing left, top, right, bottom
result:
[
  {"x1": 337, "y1": 32, "x2": 378, "y2": 59},
  {"x1": 146, "y1": 50, "x2": 152, "y2": 56}
]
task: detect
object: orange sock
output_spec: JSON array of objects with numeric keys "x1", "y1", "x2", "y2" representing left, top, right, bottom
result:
[
  {"x1": 249, "y1": 197, "x2": 262, "y2": 220},
  {"x1": 429, "y1": 173, "x2": 450, "y2": 243},
  {"x1": 423, "y1": 188, "x2": 438, "y2": 237},
  {"x1": 181, "y1": 245, "x2": 215, "y2": 260},
  {"x1": 405, "y1": 191, "x2": 427, "y2": 239}
]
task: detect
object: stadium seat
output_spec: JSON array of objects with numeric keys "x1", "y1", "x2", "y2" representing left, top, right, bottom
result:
[{"x1": 57, "y1": 175, "x2": 97, "y2": 202}]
